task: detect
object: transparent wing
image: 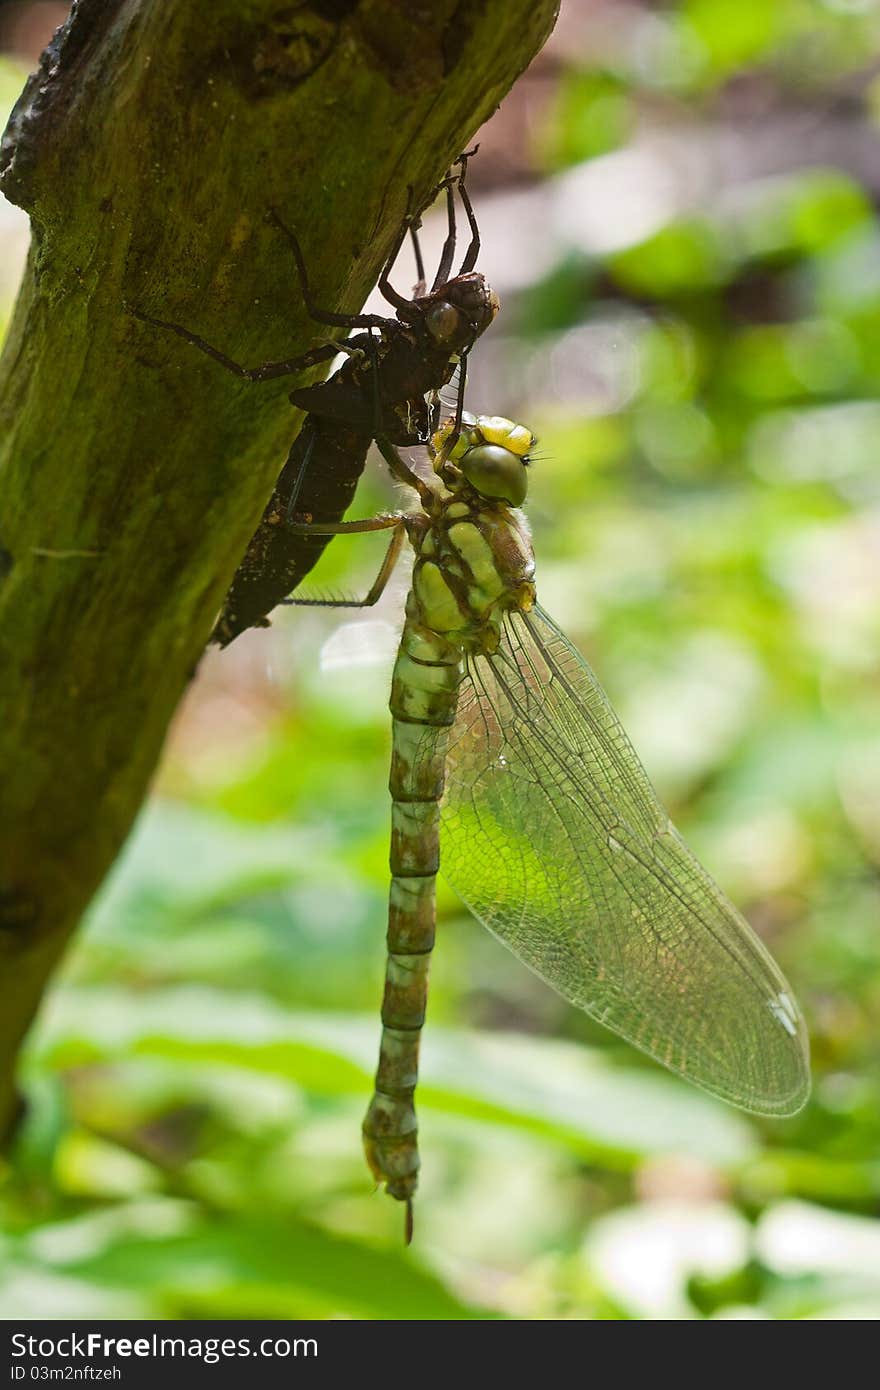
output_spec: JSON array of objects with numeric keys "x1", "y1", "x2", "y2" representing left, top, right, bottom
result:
[{"x1": 440, "y1": 605, "x2": 810, "y2": 1115}]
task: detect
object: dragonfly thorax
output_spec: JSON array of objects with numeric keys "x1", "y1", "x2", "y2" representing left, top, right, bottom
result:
[{"x1": 407, "y1": 489, "x2": 536, "y2": 654}]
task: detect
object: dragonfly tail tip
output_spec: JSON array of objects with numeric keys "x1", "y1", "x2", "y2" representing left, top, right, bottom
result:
[{"x1": 404, "y1": 1197, "x2": 414, "y2": 1245}]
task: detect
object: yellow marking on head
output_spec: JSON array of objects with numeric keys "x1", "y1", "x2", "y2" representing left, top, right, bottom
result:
[{"x1": 476, "y1": 416, "x2": 535, "y2": 458}]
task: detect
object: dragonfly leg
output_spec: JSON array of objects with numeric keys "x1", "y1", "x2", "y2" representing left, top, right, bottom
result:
[
  {"x1": 380, "y1": 165, "x2": 473, "y2": 314},
  {"x1": 432, "y1": 353, "x2": 469, "y2": 467},
  {"x1": 129, "y1": 308, "x2": 343, "y2": 382},
  {"x1": 377, "y1": 201, "x2": 422, "y2": 318},
  {"x1": 455, "y1": 149, "x2": 481, "y2": 275},
  {"x1": 409, "y1": 217, "x2": 427, "y2": 299},
  {"x1": 375, "y1": 437, "x2": 433, "y2": 507},
  {"x1": 451, "y1": 351, "x2": 468, "y2": 442},
  {"x1": 281, "y1": 518, "x2": 406, "y2": 609},
  {"x1": 266, "y1": 207, "x2": 398, "y2": 333},
  {"x1": 429, "y1": 173, "x2": 458, "y2": 292},
  {"x1": 285, "y1": 513, "x2": 403, "y2": 536},
  {"x1": 318, "y1": 337, "x2": 369, "y2": 361}
]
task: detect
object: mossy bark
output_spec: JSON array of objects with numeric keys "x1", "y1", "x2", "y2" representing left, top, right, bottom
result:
[{"x1": 0, "y1": 0, "x2": 559, "y2": 1134}]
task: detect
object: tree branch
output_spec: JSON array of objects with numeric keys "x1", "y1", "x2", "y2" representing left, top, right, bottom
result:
[{"x1": 0, "y1": 0, "x2": 559, "y2": 1133}]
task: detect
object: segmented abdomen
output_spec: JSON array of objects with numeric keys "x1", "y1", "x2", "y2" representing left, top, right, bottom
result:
[
  {"x1": 362, "y1": 614, "x2": 463, "y2": 1202},
  {"x1": 213, "y1": 416, "x2": 371, "y2": 646}
]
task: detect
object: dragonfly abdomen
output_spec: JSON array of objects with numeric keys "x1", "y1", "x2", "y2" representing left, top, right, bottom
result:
[
  {"x1": 214, "y1": 415, "x2": 371, "y2": 645},
  {"x1": 362, "y1": 617, "x2": 463, "y2": 1212}
]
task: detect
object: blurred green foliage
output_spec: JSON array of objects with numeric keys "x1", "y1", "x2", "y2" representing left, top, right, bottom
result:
[{"x1": 2, "y1": 2, "x2": 880, "y2": 1320}]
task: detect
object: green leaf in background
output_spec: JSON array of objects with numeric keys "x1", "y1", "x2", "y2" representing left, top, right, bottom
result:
[
  {"x1": 4, "y1": 0, "x2": 880, "y2": 1321},
  {"x1": 609, "y1": 219, "x2": 730, "y2": 297},
  {"x1": 31, "y1": 985, "x2": 755, "y2": 1168},
  {"x1": 3, "y1": 1201, "x2": 477, "y2": 1320}
]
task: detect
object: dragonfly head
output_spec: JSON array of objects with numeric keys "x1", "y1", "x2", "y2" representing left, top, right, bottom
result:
[
  {"x1": 416, "y1": 274, "x2": 500, "y2": 353},
  {"x1": 432, "y1": 413, "x2": 536, "y2": 507}
]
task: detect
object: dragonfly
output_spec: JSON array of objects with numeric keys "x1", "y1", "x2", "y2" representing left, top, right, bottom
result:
[
  {"x1": 131, "y1": 153, "x2": 498, "y2": 646},
  {"x1": 290, "y1": 411, "x2": 811, "y2": 1240}
]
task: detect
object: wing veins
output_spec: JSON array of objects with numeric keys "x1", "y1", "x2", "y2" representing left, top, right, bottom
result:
[{"x1": 468, "y1": 610, "x2": 784, "y2": 1009}]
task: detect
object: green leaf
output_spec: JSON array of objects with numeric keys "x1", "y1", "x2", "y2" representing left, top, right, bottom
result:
[
  {"x1": 33, "y1": 986, "x2": 756, "y2": 1167},
  {"x1": 609, "y1": 220, "x2": 729, "y2": 297},
  {"x1": 28, "y1": 1210, "x2": 480, "y2": 1319}
]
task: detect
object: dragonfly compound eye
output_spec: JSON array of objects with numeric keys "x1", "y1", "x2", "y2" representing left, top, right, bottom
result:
[
  {"x1": 444, "y1": 274, "x2": 501, "y2": 336},
  {"x1": 424, "y1": 301, "x2": 466, "y2": 347},
  {"x1": 459, "y1": 443, "x2": 529, "y2": 506}
]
